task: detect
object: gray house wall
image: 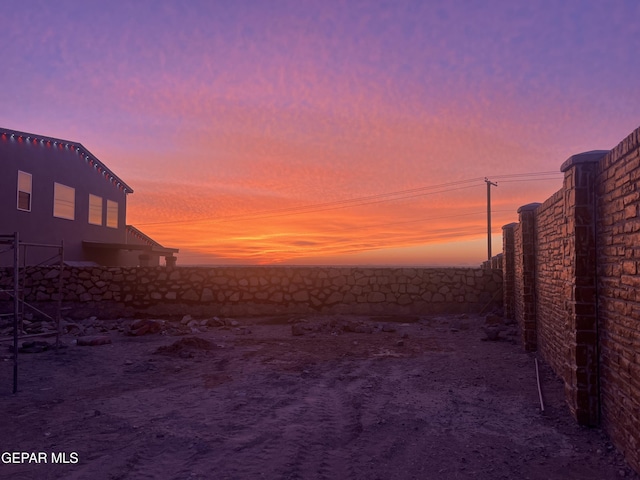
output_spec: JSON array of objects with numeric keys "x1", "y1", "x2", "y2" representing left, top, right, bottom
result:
[{"x1": 1, "y1": 129, "x2": 129, "y2": 265}]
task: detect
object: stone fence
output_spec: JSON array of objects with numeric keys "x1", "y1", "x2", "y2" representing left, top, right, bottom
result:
[
  {"x1": 503, "y1": 125, "x2": 640, "y2": 474},
  {"x1": 0, "y1": 266, "x2": 502, "y2": 318}
]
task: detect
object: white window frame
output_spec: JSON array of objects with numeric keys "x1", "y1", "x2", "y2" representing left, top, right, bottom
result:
[
  {"x1": 53, "y1": 183, "x2": 75, "y2": 220},
  {"x1": 88, "y1": 194, "x2": 103, "y2": 225},
  {"x1": 106, "y1": 199, "x2": 118, "y2": 228},
  {"x1": 17, "y1": 171, "x2": 32, "y2": 212}
]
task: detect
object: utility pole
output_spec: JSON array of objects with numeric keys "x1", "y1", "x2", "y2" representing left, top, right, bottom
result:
[{"x1": 485, "y1": 178, "x2": 498, "y2": 261}]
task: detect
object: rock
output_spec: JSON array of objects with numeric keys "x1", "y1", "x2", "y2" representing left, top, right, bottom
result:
[
  {"x1": 485, "y1": 314, "x2": 503, "y2": 326},
  {"x1": 129, "y1": 319, "x2": 146, "y2": 330},
  {"x1": 181, "y1": 315, "x2": 193, "y2": 325},
  {"x1": 354, "y1": 324, "x2": 373, "y2": 334},
  {"x1": 482, "y1": 325, "x2": 503, "y2": 341},
  {"x1": 291, "y1": 322, "x2": 317, "y2": 336},
  {"x1": 368, "y1": 292, "x2": 386, "y2": 303},
  {"x1": 129, "y1": 319, "x2": 163, "y2": 336},
  {"x1": 40, "y1": 322, "x2": 55, "y2": 331},
  {"x1": 77, "y1": 335, "x2": 112, "y2": 346},
  {"x1": 131, "y1": 323, "x2": 150, "y2": 336},
  {"x1": 64, "y1": 322, "x2": 84, "y2": 335},
  {"x1": 291, "y1": 323, "x2": 307, "y2": 336},
  {"x1": 201, "y1": 317, "x2": 224, "y2": 327},
  {"x1": 83, "y1": 326, "x2": 99, "y2": 335},
  {"x1": 396, "y1": 339, "x2": 405, "y2": 347},
  {"x1": 381, "y1": 324, "x2": 396, "y2": 333},
  {"x1": 18, "y1": 340, "x2": 51, "y2": 353},
  {"x1": 204, "y1": 317, "x2": 222, "y2": 327}
]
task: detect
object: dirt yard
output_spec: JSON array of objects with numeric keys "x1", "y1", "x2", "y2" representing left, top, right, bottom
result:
[{"x1": 1, "y1": 313, "x2": 638, "y2": 480}]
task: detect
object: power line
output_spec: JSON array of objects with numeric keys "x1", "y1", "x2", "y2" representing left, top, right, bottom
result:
[
  {"x1": 137, "y1": 178, "x2": 486, "y2": 226},
  {"x1": 136, "y1": 171, "x2": 562, "y2": 227}
]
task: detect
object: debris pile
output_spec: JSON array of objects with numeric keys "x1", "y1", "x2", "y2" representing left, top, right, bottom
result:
[
  {"x1": 9, "y1": 340, "x2": 53, "y2": 353},
  {"x1": 0, "y1": 315, "x2": 59, "y2": 337},
  {"x1": 480, "y1": 312, "x2": 517, "y2": 342},
  {"x1": 154, "y1": 337, "x2": 216, "y2": 358}
]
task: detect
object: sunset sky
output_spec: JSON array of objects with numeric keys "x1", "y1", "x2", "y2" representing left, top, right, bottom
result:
[{"x1": 1, "y1": 0, "x2": 639, "y2": 265}]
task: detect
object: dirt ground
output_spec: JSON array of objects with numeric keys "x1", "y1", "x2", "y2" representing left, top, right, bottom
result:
[{"x1": 1, "y1": 313, "x2": 638, "y2": 480}]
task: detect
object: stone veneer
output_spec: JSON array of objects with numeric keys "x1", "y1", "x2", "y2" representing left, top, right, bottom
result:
[
  {"x1": 504, "y1": 125, "x2": 640, "y2": 474},
  {"x1": 595, "y1": 128, "x2": 640, "y2": 472},
  {"x1": 0, "y1": 266, "x2": 502, "y2": 318}
]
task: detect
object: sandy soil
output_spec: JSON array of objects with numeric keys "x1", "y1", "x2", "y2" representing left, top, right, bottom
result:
[{"x1": 1, "y1": 313, "x2": 638, "y2": 480}]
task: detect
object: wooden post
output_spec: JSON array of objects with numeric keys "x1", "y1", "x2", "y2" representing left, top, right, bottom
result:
[{"x1": 485, "y1": 178, "x2": 498, "y2": 261}]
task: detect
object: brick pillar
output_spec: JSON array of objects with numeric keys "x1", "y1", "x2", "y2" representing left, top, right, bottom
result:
[
  {"x1": 516, "y1": 203, "x2": 540, "y2": 352},
  {"x1": 560, "y1": 152, "x2": 603, "y2": 426},
  {"x1": 502, "y1": 223, "x2": 517, "y2": 320}
]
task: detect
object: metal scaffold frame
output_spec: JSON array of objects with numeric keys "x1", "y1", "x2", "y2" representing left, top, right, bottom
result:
[{"x1": 0, "y1": 232, "x2": 64, "y2": 394}]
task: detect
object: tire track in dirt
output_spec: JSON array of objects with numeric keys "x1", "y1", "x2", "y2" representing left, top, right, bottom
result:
[
  {"x1": 4, "y1": 315, "x2": 639, "y2": 480},
  {"x1": 207, "y1": 359, "x2": 370, "y2": 479}
]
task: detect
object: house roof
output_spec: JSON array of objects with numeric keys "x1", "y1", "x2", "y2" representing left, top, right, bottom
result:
[
  {"x1": 126, "y1": 225, "x2": 169, "y2": 249},
  {"x1": 0, "y1": 127, "x2": 134, "y2": 194},
  {"x1": 83, "y1": 225, "x2": 179, "y2": 256},
  {"x1": 83, "y1": 241, "x2": 178, "y2": 256}
]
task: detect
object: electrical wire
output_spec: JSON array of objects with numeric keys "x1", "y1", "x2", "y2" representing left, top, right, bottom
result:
[
  {"x1": 136, "y1": 178, "x2": 486, "y2": 226},
  {"x1": 136, "y1": 171, "x2": 561, "y2": 227}
]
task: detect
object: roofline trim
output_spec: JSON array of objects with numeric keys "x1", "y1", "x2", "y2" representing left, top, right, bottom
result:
[{"x1": 0, "y1": 127, "x2": 134, "y2": 194}]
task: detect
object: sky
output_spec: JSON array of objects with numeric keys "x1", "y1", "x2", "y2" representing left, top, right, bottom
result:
[{"x1": 1, "y1": 0, "x2": 639, "y2": 266}]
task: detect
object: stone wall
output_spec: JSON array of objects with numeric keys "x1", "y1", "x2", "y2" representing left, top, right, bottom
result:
[
  {"x1": 595, "y1": 128, "x2": 640, "y2": 471},
  {"x1": 501, "y1": 223, "x2": 517, "y2": 321},
  {"x1": 504, "y1": 125, "x2": 640, "y2": 473},
  {"x1": 512, "y1": 203, "x2": 539, "y2": 352},
  {"x1": 0, "y1": 266, "x2": 502, "y2": 318},
  {"x1": 533, "y1": 190, "x2": 570, "y2": 381}
]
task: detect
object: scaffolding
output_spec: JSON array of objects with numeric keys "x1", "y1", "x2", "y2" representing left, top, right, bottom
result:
[{"x1": 0, "y1": 232, "x2": 64, "y2": 394}]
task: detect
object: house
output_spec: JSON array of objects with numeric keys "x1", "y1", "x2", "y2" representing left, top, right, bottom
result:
[{"x1": 0, "y1": 128, "x2": 178, "y2": 267}]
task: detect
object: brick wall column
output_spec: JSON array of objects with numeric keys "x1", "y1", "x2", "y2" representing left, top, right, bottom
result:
[
  {"x1": 502, "y1": 223, "x2": 517, "y2": 320},
  {"x1": 516, "y1": 204, "x2": 540, "y2": 352},
  {"x1": 560, "y1": 153, "x2": 601, "y2": 426}
]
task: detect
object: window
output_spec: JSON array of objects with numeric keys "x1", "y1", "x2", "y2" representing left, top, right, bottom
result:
[
  {"x1": 17, "y1": 171, "x2": 32, "y2": 211},
  {"x1": 106, "y1": 200, "x2": 118, "y2": 228},
  {"x1": 53, "y1": 183, "x2": 75, "y2": 220},
  {"x1": 88, "y1": 194, "x2": 103, "y2": 225}
]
